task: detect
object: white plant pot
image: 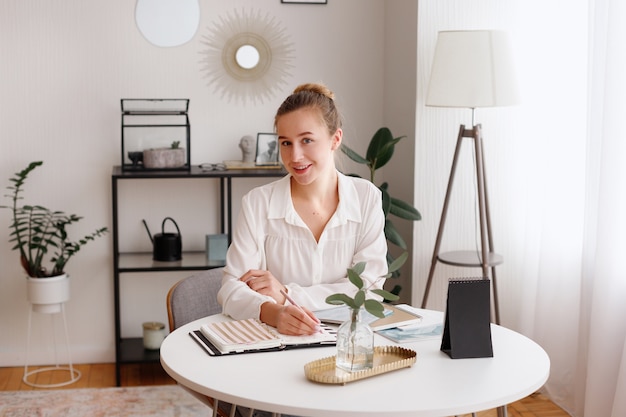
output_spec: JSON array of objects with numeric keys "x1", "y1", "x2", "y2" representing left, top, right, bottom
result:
[{"x1": 27, "y1": 274, "x2": 70, "y2": 314}]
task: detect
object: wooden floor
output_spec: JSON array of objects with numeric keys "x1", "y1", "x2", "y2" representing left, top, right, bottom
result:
[{"x1": 0, "y1": 363, "x2": 570, "y2": 417}]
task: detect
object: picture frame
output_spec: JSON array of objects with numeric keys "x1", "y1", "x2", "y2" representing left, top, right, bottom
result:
[
  {"x1": 281, "y1": 0, "x2": 327, "y2": 4},
  {"x1": 255, "y1": 133, "x2": 280, "y2": 166}
]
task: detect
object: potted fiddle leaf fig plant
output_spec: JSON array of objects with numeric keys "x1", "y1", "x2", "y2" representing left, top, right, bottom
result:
[
  {"x1": 1, "y1": 161, "x2": 108, "y2": 313},
  {"x1": 341, "y1": 127, "x2": 421, "y2": 296},
  {"x1": 325, "y1": 253, "x2": 406, "y2": 372}
]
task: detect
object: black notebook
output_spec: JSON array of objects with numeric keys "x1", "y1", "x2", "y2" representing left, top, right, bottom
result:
[
  {"x1": 440, "y1": 278, "x2": 493, "y2": 359},
  {"x1": 189, "y1": 318, "x2": 336, "y2": 356}
]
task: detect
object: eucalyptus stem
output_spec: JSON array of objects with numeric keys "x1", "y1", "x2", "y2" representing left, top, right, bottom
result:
[{"x1": 348, "y1": 308, "x2": 359, "y2": 369}]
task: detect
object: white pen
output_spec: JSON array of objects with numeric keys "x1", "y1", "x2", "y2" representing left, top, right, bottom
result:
[
  {"x1": 280, "y1": 289, "x2": 301, "y2": 309},
  {"x1": 280, "y1": 289, "x2": 322, "y2": 332}
]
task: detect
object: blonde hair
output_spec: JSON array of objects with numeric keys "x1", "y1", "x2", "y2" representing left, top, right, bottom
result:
[{"x1": 274, "y1": 83, "x2": 343, "y2": 135}]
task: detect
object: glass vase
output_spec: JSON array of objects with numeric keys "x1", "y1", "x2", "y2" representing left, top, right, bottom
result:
[{"x1": 336, "y1": 307, "x2": 374, "y2": 372}]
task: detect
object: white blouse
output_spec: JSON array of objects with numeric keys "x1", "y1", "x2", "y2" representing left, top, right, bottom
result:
[{"x1": 217, "y1": 171, "x2": 389, "y2": 320}]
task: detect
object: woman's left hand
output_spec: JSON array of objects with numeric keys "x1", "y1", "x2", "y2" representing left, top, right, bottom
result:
[{"x1": 240, "y1": 269, "x2": 286, "y2": 304}]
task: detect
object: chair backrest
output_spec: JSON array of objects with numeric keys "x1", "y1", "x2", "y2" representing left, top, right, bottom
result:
[{"x1": 166, "y1": 267, "x2": 224, "y2": 331}]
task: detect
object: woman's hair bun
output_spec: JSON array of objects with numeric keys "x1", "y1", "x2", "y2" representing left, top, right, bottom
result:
[{"x1": 293, "y1": 83, "x2": 335, "y2": 101}]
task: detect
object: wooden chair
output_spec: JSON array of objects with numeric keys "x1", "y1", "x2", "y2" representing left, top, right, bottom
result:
[{"x1": 166, "y1": 268, "x2": 248, "y2": 417}]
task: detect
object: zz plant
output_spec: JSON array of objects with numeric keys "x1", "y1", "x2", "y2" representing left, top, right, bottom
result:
[{"x1": 2, "y1": 161, "x2": 108, "y2": 278}]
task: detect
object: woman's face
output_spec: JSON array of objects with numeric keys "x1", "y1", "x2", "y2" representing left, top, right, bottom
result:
[{"x1": 276, "y1": 108, "x2": 341, "y2": 186}]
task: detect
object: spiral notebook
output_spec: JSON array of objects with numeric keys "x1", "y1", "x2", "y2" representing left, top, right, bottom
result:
[
  {"x1": 440, "y1": 278, "x2": 493, "y2": 359},
  {"x1": 189, "y1": 318, "x2": 336, "y2": 356}
]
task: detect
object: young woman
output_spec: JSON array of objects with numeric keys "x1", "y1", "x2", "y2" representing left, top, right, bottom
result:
[{"x1": 217, "y1": 83, "x2": 388, "y2": 336}]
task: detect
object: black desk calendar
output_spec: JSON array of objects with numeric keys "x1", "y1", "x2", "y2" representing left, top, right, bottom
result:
[{"x1": 441, "y1": 278, "x2": 493, "y2": 359}]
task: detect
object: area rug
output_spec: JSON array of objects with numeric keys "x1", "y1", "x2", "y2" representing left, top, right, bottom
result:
[{"x1": 0, "y1": 385, "x2": 210, "y2": 417}]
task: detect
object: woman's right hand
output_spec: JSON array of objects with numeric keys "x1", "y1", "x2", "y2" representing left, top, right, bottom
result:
[{"x1": 260, "y1": 302, "x2": 320, "y2": 336}]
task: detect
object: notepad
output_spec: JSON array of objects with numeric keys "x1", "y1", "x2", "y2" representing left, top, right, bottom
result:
[
  {"x1": 315, "y1": 304, "x2": 422, "y2": 331},
  {"x1": 190, "y1": 318, "x2": 336, "y2": 356}
]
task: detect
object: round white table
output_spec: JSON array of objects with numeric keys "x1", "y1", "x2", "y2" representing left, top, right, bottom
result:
[{"x1": 160, "y1": 310, "x2": 550, "y2": 417}]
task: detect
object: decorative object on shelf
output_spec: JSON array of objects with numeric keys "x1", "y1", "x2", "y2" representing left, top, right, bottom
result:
[
  {"x1": 142, "y1": 218, "x2": 182, "y2": 262},
  {"x1": 199, "y1": 162, "x2": 226, "y2": 172},
  {"x1": 255, "y1": 132, "x2": 280, "y2": 166},
  {"x1": 199, "y1": 8, "x2": 294, "y2": 105},
  {"x1": 135, "y1": 0, "x2": 199, "y2": 47},
  {"x1": 341, "y1": 127, "x2": 422, "y2": 296},
  {"x1": 143, "y1": 140, "x2": 186, "y2": 168},
  {"x1": 121, "y1": 99, "x2": 191, "y2": 171},
  {"x1": 325, "y1": 254, "x2": 405, "y2": 372},
  {"x1": 142, "y1": 321, "x2": 166, "y2": 350},
  {"x1": 239, "y1": 135, "x2": 256, "y2": 163},
  {"x1": 421, "y1": 30, "x2": 520, "y2": 325},
  {"x1": 206, "y1": 234, "x2": 228, "y2": 264},
  {"x1": 1, "y1": 161, "x2": 108, "y2": 388}
]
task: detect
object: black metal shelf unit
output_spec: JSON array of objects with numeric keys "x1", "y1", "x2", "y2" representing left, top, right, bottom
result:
[{"x1": 111, "y1": 165, "x2": 285, "y2": 385}]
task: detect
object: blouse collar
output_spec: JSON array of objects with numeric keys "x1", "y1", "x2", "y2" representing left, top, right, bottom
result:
[{"x1": 267, "y1": 172, "x2": 363, "y2": 226}]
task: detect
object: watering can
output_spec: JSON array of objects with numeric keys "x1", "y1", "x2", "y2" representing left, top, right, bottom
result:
[{"x1": 142, "y1": 217, "x2": 182, "y2": 261}]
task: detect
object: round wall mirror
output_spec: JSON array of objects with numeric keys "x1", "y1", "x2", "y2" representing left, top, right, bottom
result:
[
  {"x1": 236, "y1": 45, "x2": 260, "y2": 69},
  {"x1": 200, "y1": 9, "x2": 294, "y2": 105}
]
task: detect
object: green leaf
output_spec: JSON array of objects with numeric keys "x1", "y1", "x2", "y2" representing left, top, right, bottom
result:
[
  {"x1": 384, "y1": 219, "x2": 407, "y2": 249},
  {"x1": 380, "y1": 186, "x2": 391, "y2": 217},
  {"x1": 364, "y1": 299, "x2": 385, "y2": 318},
  {"x1": 366, "y1": 128, "x2": 406, "y2": 170},
  {"x1": 325, "y1": 293, "x2": 357, "y2": 309},
  {"x1": 354, "y1": 290, "x2": 365, "y2": 308},
  {"x1": 388, "y1": 284, "x2": 402, "y2": 299},
  {"x1": 340, "y1": 144, "x2": 368, "y2": 165},
  {"x1": 366, "y1": 127, "x2": 392, "y2": 163},
  {"x1": 388, "y1": 251, "x2": 408, "y2": 273},
  {"x1": 373, "y1": 138, "x2": 403, "y2": 170},
  {"x1": 389, "y1": 197, "x2": 422, "y2": 221},
  {"x1": 371, "y1": 288, "x2": 400, "y2": 301},
  {"x1": 351, "y1": 261, "x2": 366, "y2": 275},
  {"x1": 372, "y1": 144, "x2": 394, "y2": 170},
  {"x1": 347, "y1": 268, "x2": 364, "y2": 290}
]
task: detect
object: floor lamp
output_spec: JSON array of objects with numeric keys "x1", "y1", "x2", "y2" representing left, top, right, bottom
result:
[{"x1": 420, "y1": 30, "x2": 519, "y2": 326}]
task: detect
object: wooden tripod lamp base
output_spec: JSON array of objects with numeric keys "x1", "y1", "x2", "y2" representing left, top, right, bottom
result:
[{"x1": 420, "y1": 124, "x2": 502, "y2": 324}]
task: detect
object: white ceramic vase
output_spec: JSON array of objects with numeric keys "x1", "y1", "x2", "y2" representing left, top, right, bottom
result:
[{"x1": 26, "y1": 274, "x2": 70, "y2": 314}]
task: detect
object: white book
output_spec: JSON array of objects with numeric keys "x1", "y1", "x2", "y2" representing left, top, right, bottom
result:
[{"x1": 315, "y1": 303, "x2": 422, "y2": 331}]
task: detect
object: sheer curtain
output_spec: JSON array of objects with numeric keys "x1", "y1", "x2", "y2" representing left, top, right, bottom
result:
[
  {"x1": 535, "y1": 0, "x2": 626, "y2": 415},
  {"x1": 572, "y1": 0, "x2": 626, "y2": 415},
  {"x1": 413, "y1": 1, "x2": 625, "y2": 414}
]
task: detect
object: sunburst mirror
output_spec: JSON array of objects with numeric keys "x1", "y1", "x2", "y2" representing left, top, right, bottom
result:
[{"x1": 200, "y1": 8, "x2": 295, "y2": 105}]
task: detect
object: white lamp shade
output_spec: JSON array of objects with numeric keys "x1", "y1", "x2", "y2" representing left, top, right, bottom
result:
[{"x1": 426, "y1": 30, "x2": 520, "y2": 108}]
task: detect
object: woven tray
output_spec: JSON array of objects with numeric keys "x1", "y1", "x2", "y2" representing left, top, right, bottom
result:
[{"x1": 304, "y1": 345, "x2": 417, "y2": 385}]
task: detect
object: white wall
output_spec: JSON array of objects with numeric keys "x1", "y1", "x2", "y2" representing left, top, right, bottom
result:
[{"x1": 0, "y1": 0, "x2": 407, "y2": 365}]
